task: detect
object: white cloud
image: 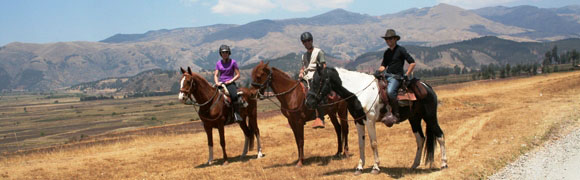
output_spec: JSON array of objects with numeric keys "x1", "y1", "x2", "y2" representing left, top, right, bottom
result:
[
  {"x1": 212, "y1": 0, "x2": 276, "y2": 14},
  {"x1": 208, "y1": 0, "x2": 354, "y2": 14},
  {"x1": 276, "y1": 0, "x2": 353, "y2": 12},
  {"x1": 437, "y1": 0, "x2": 522, "y2": 9}
]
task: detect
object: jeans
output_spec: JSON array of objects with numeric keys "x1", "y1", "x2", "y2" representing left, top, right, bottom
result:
[{"x1": 387, "y1": 76, "x2": 400, "y2": 100}]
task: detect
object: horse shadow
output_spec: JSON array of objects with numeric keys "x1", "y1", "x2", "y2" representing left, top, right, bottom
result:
[
  {"x1": 323, "y1": 166, "x2": 442, "y2": 178},
  {"x1": 264, "y1": 154, "x2": 349, "y2": 169},
  {"x1": 194, "y1": 154, "x2": 264, "y2": 168}
]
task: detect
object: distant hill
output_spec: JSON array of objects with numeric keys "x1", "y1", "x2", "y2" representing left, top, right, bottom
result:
[
  {"x1": 346, "y1": 36, "x2": 580, "y2": 73},
  {"x1": 1, "y1": 3, "x2": 579, "y2": 91},
  {"x1": 472, "y1": 5, "x2": 580, "y2": 39}
]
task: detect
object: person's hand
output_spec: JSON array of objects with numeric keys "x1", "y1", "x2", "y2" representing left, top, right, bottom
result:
[
  {"x1": 373, "y1": 70, "x2": 382, "y2": 79},
  {"x1": 299, "y1": 73, "x2": 303, "y2": 79},
  {"x1": 403, "y1": 75, "x2": 409, "y2": 81},
  {"x1": 216, "y1": 82, "x2": 222, "y2": 86}
]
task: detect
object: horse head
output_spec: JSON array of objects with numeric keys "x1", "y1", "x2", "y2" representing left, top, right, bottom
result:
[
  {"x1": 250, "y1": 61, "x2": 272, "y2": 97},
  {"x1": 305, "y1": 66, "x2": 332, "y2": 109},
  {"x1": 178, "y1": 66, "x2": 196, "y2": 104}
]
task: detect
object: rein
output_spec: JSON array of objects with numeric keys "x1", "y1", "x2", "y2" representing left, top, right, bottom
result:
[
  {"x1": 251, "y1": 68, "x2": 305, "y2": 112},
  {"x1": 316, "y1": 78, "x2": 376, "y2": 107}
]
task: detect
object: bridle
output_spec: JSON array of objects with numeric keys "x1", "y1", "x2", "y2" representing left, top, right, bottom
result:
[
  {"x1": 180, "y1": 75, "x2": 219, "y2": 107},
  {"x1": 251, "y1": 67, "x2": 300, "y2": 99}
]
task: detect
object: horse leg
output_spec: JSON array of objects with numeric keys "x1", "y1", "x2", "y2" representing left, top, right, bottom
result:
[
  {"x1": 249, "y1": 109, "x2": 263, "y2": 158},
  {"x1": 437, "y1": 135, "x2": 448, "y2": 169},
  {"x1": 238, "y1": 120, "x2": 251, "y2": 158},
  {"x1": 367, "y1": 119, "x2": 381, "y2": 174},
  {"x1": 218, "y1": 125, "x2": 228, "y2": 165},
  {"x1": 203, "y1": 125, "x2": 214, "y2": 165},
  {"x1": 409, "y1": 117, "x2": 425, "y2": 169},
  {"x1": 355, "y1": 123, "x2": 365, "y2": 175},
  {"x1": 328, "y1": 111, "x2": 343, "y2": 158},
  {"x1": 339, "y1": 103, "x2": 349, "y2": 157},
  {"x1": 289, "y1": 118, "x2": 305, "y2": 167}
]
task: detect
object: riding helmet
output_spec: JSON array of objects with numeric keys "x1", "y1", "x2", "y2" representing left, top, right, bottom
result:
[
  {"x1": 300, "y1": 32, "x2": 313, "y2": 42},
  {"x1": 219, "y1": 44, "x2": 231, "y2": 55}
]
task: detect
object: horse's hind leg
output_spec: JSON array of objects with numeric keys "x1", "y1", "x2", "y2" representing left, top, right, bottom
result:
[
  {"x1": 339, "y1": 103, "x2": 349, "y2": 157},
  {"x1": 437, "y1": 135, "x2": 447, "y2": 168},
  {"x1": 218, "y1": 125, "x2": 229, "y2": 165}
]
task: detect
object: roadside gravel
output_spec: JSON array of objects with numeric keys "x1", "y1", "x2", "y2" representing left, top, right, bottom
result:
[{"x1": 488, "y1": 128, "x2": 580, "y2": 180}]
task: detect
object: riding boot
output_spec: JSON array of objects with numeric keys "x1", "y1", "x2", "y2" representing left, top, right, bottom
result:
[
  {"x1": 389, "y1": 98, "x2": 400, "y2": 122},
  {"x1": 233, "y1": 103, "x2": 243, "y2": 122},
  {"x1": 312, "y1": 108, "x2": 325, "y2": 129}
]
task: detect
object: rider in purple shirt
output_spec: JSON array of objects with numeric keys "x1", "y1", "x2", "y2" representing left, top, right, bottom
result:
[{"x1": 214, "y1": 45, "x2": 242, "y2": 122}]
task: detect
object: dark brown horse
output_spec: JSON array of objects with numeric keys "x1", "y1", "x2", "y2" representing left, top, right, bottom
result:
[
  {"x1": 250, "y1": 61, "x2": 352, "y2": 167},
  {"x1": 179, "y1": 67, "x2": 263, "y2": 165}
]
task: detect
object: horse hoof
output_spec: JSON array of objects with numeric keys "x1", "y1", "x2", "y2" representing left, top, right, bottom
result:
[
  {"x1": 354, "y1": 168, "x2": 363, "y2": 176},
  {"x1": 441, "y1": 164, "x2": 448, "y2": 169},
  {"x1": 222, "y1": 161, "x2": 229, "y2": 166},
  {"x1": 371, "y1": 169, "x2": 380, "y2": 174},
  {"x1": 295, "y1": 162, "x2": 303, "y2": 168}
]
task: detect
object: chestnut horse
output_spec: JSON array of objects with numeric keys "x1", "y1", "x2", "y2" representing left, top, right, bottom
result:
[
  {"x1": 178, "y1": 67, "x2": 263, "y2": 165},
  {"x1": 250, "y1": 61, "x2": 364, "y2": 167}
]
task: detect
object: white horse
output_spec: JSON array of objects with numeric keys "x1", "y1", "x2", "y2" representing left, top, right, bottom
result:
[{"x1": 306, "y1": 67, "x2": 447, "y2": 175}]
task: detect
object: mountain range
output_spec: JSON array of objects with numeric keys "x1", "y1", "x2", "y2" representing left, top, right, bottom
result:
[{"x1": 1, "y1": 3, "x2": 579, "y2": 91}]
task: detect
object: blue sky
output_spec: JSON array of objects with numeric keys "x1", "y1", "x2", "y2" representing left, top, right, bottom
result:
[{"x1": 0, "y1": 0, "x2": 578, "y2": 46}]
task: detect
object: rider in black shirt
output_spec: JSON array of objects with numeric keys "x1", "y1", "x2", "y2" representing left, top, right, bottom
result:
[{"x1": 377, "y1": 29, "x2": 416, "y2": 122}]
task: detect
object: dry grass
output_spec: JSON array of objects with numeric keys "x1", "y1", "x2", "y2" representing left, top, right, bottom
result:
[{"x1": 2, "y1": 71, "x2": 580, "y2": 179}]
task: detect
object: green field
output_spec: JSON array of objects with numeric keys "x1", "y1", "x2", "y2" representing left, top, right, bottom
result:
[{"x1": 0, "y1": 93, "x2": 280, "y2": 154}]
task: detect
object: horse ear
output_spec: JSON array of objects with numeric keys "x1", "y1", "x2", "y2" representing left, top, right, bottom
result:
[
  {"x1": 187, "y1": 67, "x2": 192, "y2": 75},
  {"x1": 180, "y1": 67, "x2": 186, "y2": 74}
]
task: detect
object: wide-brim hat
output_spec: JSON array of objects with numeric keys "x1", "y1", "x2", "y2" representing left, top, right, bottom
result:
[{"x1": 381, "y1": 29, "x2": 400, "y2": 40}]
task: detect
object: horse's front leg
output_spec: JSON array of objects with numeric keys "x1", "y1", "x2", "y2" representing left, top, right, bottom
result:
[
  {"x1": 203, "y1": 125, "x2": 214, "y2": 165},
  {"x1": 328, "y1": 112, "x2": 343, "y2": 157},
  {"x1": 367, "y1": 118, "x2": 380, "y2": 174},
  {"x1": 288, "y1": 117, "x2": 305, "y2": 167},
  {"x1": 218, "y1": 125, "x2": 229, "y2": 165},
  {"x1": 355, "y1": 123, "x2": 365, "y2": 175}
]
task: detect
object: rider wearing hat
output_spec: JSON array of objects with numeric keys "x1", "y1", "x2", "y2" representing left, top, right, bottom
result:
[
  {"x1": 214, "y1": 44, "x2": 243, "y2": 122},
  {"x1": 375, "y1": 29, "x2": 416, "y2": 123},
  {"x1": 299, "y1": 32, "x2": 327, "y2": 129}
]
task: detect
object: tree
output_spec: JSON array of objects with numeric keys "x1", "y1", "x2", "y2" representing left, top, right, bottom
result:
[
  {"x1": 552, "y1": 46, "x2": 559, "y2": 64},
  {"x1": 572, "y1": 49, "x2": 579, "y2": 66},
  {"x1": 453, "y1": 65, "x2": 461, "y2": 75},
  {"x1": 505, "y1": 64, "x2": 511, "y2": 77},
  {"x1": 543, "y1": 51, "x2": 552, "y2": 66}
]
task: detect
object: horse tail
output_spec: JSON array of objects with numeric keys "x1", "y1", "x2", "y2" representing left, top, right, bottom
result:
[{"x1": 423, "y1": 83, "x2": 443, "y2": 165}]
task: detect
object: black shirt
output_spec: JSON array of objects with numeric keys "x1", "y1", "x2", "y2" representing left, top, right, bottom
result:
[{"x1": 381, "y1": 45, "x2": 415, "y2": 75}]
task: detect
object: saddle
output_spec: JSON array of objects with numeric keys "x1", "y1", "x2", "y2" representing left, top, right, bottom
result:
[
  {"x1": 377, "y1": 78, "x2": 428, "y2": 107},
  {"x1": 218, "y1": 84, "x2": 248, "y2": 108}
]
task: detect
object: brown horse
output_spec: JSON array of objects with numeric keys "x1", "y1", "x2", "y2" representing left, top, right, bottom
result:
[
  {"x1": 179, "y1": 67, "x2": 263, "y2": 165},
  {"x1": 250, "y1": 61, "x2": 351, "y2": 167}
]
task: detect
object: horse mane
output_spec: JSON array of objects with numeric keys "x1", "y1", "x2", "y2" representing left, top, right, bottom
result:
[
  {"x1": 189, "y1": 71, "x2": 213, "y2": 88},
  {"x1": 271, "y1": 67, "x2": 297, "y2": 82},
  {"x1": 333, "y1": 68, "x2": 375, "y2": 88}
]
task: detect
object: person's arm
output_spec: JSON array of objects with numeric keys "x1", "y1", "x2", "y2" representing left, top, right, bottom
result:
[
  {"x1": 214, "y1": 69, "x2": 221, "y2": 86},
  {"x1": 227, "y1": 68, "x2": 240, "y2": 84},
  {"x1": 406, "y1": 63, "x2": 416, "y2": 76}
]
